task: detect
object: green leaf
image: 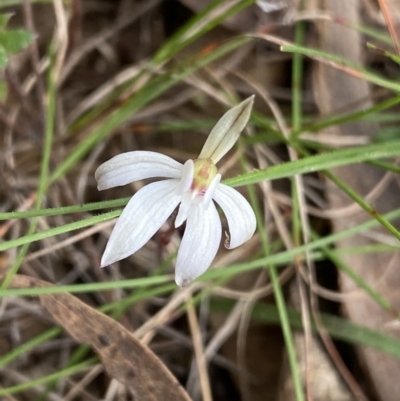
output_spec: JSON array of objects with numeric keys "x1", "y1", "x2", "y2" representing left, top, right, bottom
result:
[{"x1": 0, "y1": 29, "x2": 33, "y2": 54}]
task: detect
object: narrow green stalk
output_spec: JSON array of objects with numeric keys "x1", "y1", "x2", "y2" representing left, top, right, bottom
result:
[
  {"x1": 270, "y1": 265, "x2": 305, "y2": 398},
  {"x1": 153, "y1": 0, "x2": 256, "y2": 63},
  {"x1": 108, "y1": 253, "x2": 176, "y2": 318},
  {"x1": 0, "y1": 328, "x2": 60, "y2": 368},
  {"x1": 282, "y1": 44, "x2": 400, "y2": 92},
  {"x1": 291, "y1": 12, "x2": 305, "y2": 247},
  {"x1": 0, "y1": 274, "x2": 172, "y2": 297},
  {"x1": 294, "y1": 94, "x2": 400, "y2": 136},
  {"x1": 238, "y1": 139, "x2": 304, "y2": 401},
  {"x1": 225, "y1": 139, "x2": 400, "y2": 187},
  {"x1": 288, "y1": 14, "x2": 306, "y2": 401},
  {"x1": 292, "y1": 18, "x2": 305, "y2": 133},
  {"x1": 368, "y1": 159, "x2": 400, "y2": 174},
  {"x1": 0, "y1": 197, "x2": 129, "y2": 220},
  {"x1": 0, "y1": 0, "x2": 53, "y2": 7},
  {"x1": 0, "y1": 359, "x2": 95, "y2": 396},
  {"x1": 0, "y1": 210, "x2": 121, "y2": 252},
  {"x1": 324, "y1": 169, "x2": 400, "y2": 241},
  {"x1": 312, "y1": 232, "x2": 393, "y2": 313}
]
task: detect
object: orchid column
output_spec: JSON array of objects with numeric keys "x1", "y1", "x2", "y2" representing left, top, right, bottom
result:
[{"x1": 95, "y1": 96, "x2": 256, "y2": 287}]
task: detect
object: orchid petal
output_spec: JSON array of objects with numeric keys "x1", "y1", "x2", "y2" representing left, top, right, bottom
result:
[
  {"x1": 175, "y1": 159, "x2": 194, "y2": 195},
  {"x1": 257, "y1": 0, "x2": 287, "y2": 12},
  {"x1": 95, "y1": 151, "x2": 183, "y2": 190},
  {"x1": 175, "y1": 192, "x2": 195, "y2": 228},
  {"x1": 198, "y1": 95, "x2": 254, "y2": 163},
  {"x1": 101, "y1": 179, "x2": 180, "y2": 266},
  {"x1": 213, "y1": 183, "x2": 256, "y2": 249},
  {"x1": 175, "y1": 202, "x2": 221, "y2": 287},
  {"x1": 203, "y1": 173, "x2": 221, "y2": 209}
]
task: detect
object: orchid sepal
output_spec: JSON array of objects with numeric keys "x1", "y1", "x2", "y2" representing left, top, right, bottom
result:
[{"x1": 198, "y1": 95, "x2": 254, "y2": 163}]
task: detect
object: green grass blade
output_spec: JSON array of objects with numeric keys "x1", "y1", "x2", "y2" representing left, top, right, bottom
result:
[
  {"x1": 282, "y1": 44, "x2": 400, "y2": 92},
  {"x1": 0, "y1": 198, "x2": 129, "y2": 220},
  {"x1": 224, "y1": 140, "x2": 400, "y2": 187}
]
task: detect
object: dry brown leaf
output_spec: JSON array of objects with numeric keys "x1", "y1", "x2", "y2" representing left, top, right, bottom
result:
[
  {"x1": 313, "y1": 1, "x2": 400, "y2": 400},
  {"x1": 3, "y1": 274, "x2": 192, "y2": 401}
]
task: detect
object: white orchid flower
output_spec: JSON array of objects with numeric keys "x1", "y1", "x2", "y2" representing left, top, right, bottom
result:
[{"x1": 95, "y1": 96, "x2": 256, "y2": 287}]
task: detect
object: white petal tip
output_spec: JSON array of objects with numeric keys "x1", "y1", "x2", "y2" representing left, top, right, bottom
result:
[
  {"x1": 175, "y1": 276, "x2": 192, "y2": 288},
  {"x1": 247, "y1": 94, "x2": 255, "y2": 102},
  {"x1": 100, "y1": 251, "x2": 121, "y2": 268},
  {"x1": 100, "y1": 257, "x2": 111, "y2": 268},
  {"x1": 174, "y1": 215, "x2": 185, "y2": 229},
  {"x1": 240, "y1": 95, "x2": 255, "y2": 110},
  {"x1": 213, "y1": 183, "x2": 256, "y2": 249},
  {"x1": 242, "y1": 95, "x2": 255, "y2": 109}
]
